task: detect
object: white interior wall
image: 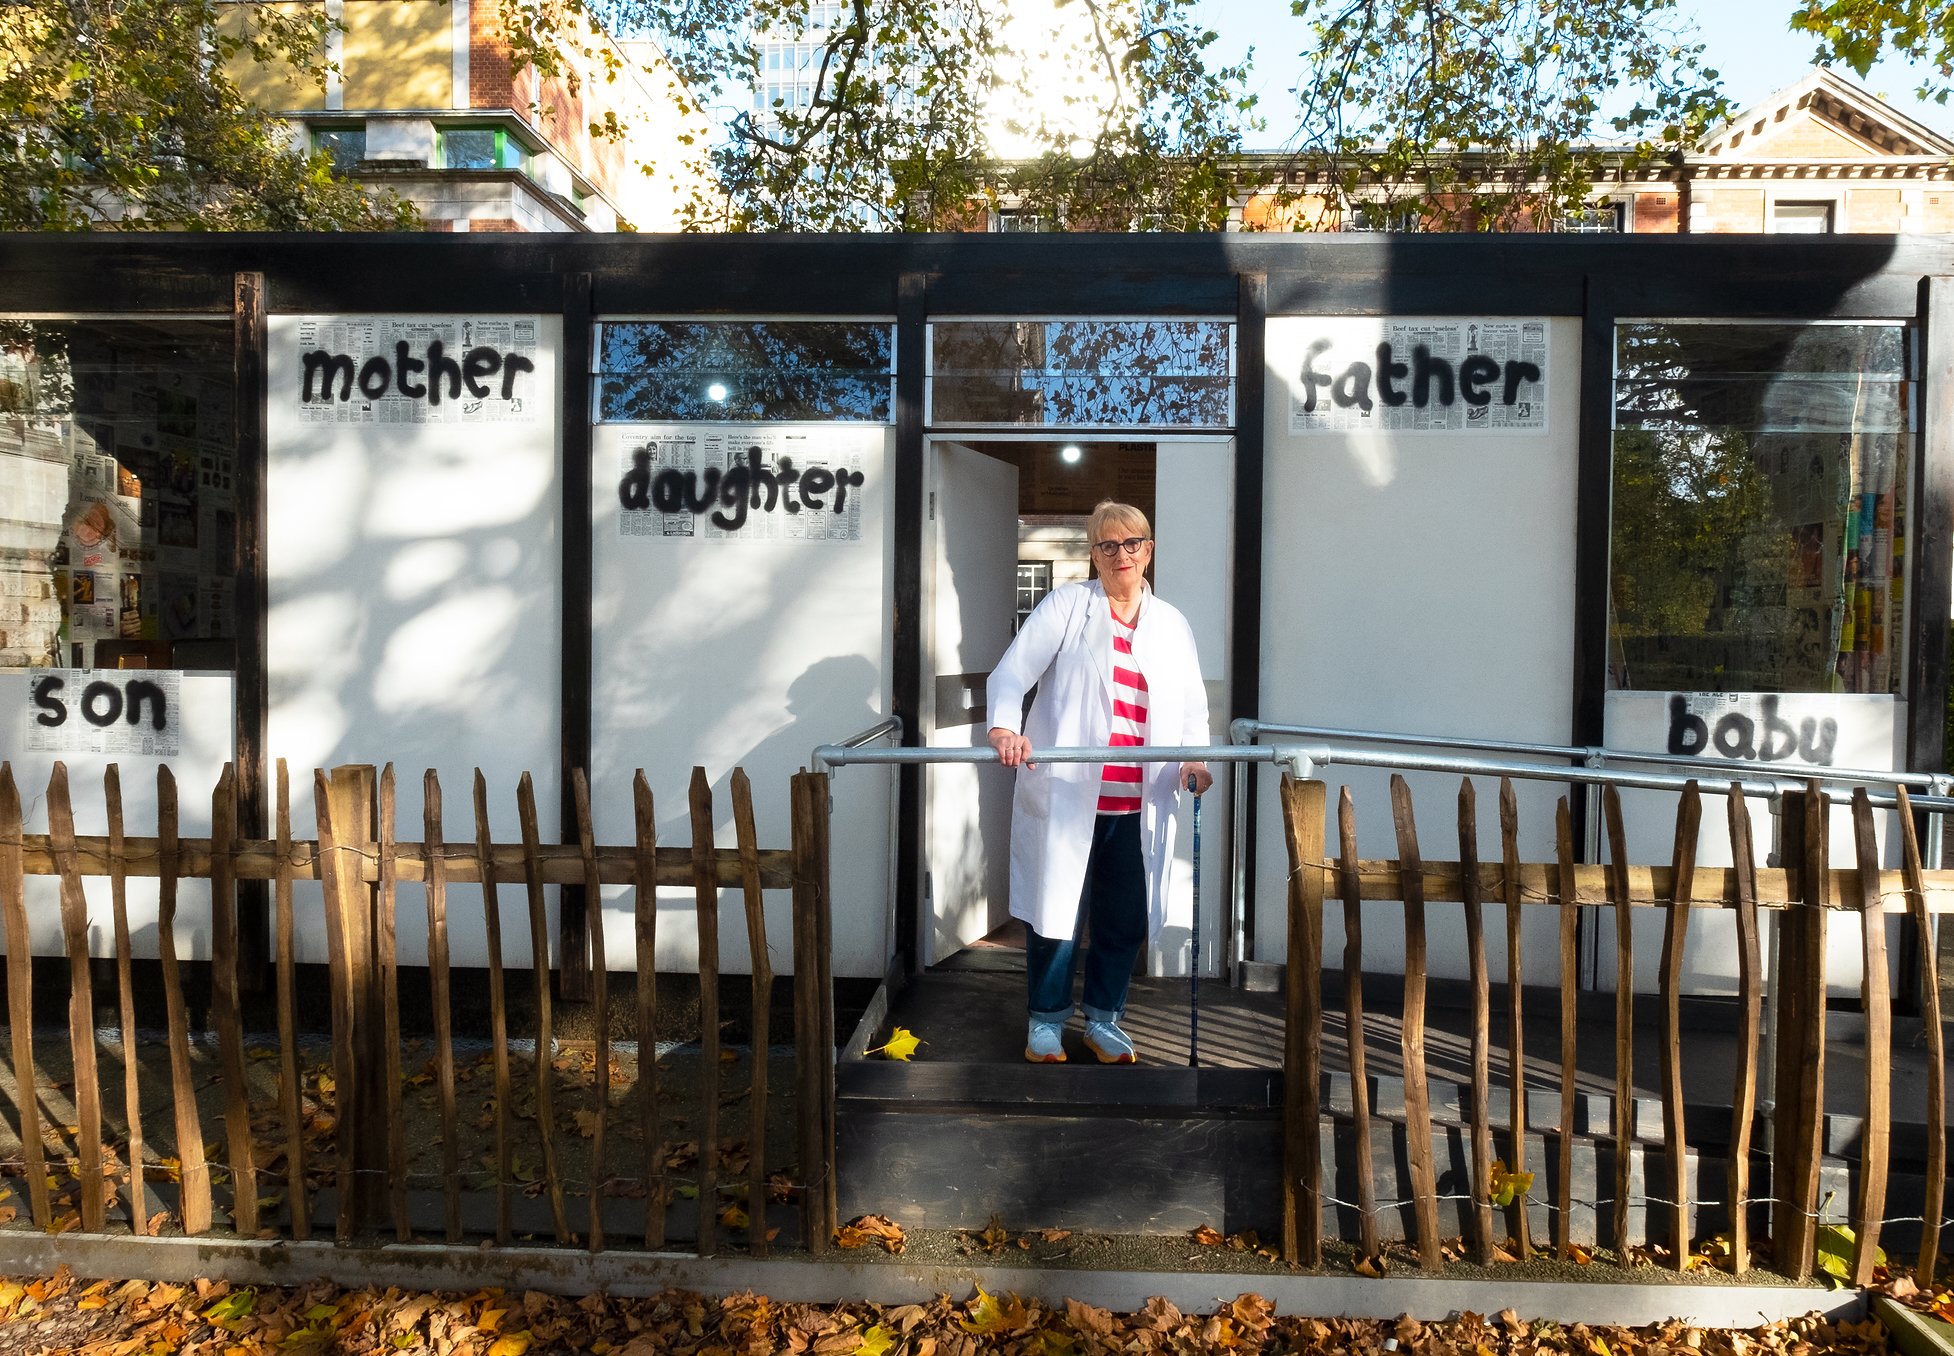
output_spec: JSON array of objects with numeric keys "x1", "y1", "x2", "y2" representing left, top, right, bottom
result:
[
  {"x1": 1255, "y1": 316, "x2": 1582, "y2": 986},
  {"x1": 590, "y1": 423, "x2": 895, "y2": 980},
  {"x1": 267, "y1": 314, "x2": 563, "y2": 969}
]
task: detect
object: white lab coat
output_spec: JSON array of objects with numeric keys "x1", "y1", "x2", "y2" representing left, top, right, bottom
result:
[{"x1": 986, "y1": 580, "x2": 1212, "y2": 941}]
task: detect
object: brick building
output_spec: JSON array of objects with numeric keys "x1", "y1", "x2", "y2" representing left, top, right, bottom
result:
[
  {"x1": 231, "y1": 0, "x2": 717, "y2": 232},
  {"x1": 1224, "y1": 66, "x2": 1954, "y2": 235}
]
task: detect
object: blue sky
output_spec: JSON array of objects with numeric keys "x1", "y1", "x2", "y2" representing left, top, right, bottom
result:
[{"x1": 1190, "y1": 0, "x2": 1954, "y2": 149}]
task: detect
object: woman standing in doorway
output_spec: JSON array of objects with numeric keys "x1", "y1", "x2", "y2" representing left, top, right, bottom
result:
[{"x1": 987, "y1": 500, "x2": 1213, "y2": 1064}]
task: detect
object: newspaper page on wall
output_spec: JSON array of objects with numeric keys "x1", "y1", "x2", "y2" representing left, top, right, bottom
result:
[
  {"x1": 1288, "y1": 316, "x2": 1551, "y2": 435},
  {"x1": 615, "y1": 426, "x2": 871, "y2": 543},
  {"x1": 293, "y1": 316, "x2": 540, "y2": 425}
]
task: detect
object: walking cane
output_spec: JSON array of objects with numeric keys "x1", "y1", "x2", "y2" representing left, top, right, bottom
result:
[{"x1": 1188, "y1": 773, "x2": 1201, "y2": 1068}]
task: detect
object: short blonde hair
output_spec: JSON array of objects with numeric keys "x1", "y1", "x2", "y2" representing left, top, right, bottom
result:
[{"x1": 1086, "y1": 500, "x2": 1150, "y2": 544}]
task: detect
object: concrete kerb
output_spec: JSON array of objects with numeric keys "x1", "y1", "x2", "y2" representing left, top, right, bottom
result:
[
  {"x1": 1876, "y1": 1296, "x2": 1954, "y2": 1356},
  {"x1": 0, "y1": 1234, "x2": 1863, "y2": 1329}
]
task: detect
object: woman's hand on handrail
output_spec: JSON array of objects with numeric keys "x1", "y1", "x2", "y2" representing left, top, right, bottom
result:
[{"x1": 989, "y1": 727, "x2": 1034, "y2": 768}]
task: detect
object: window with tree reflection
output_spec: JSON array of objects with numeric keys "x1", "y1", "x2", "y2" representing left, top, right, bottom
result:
[
  {"x1": 928, "y1": 320, "x2": 1234, "y2": 428},
  {"x1": 0, "y1": 319, "x2": 238, "y2": 671},
  {"x1": 595, "y1": 321, "x2": 893, "y2": 422},
  {"x1": 1610, "y1": 322, "x2": 1911, "y2": 695}
]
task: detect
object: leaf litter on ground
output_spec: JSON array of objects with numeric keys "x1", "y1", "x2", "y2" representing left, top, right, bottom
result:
[{"x1": 0, "y1": 1267, "x2": 1907, "y2": 1356}]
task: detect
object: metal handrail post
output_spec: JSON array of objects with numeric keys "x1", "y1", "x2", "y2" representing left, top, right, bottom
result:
[
  {"x1": 1231, "y1": 752, "x2": 1251, "y2": 980},
  {"x1": 1226, "y1": 717, "x2": 1262, "y2": 986},
  {"x1": 1758, "y1": 792, "x2": 1784, "y2": 1158},
  {"x1": 1580, "y1": 749, "x2": 1606, "y2": 989}
]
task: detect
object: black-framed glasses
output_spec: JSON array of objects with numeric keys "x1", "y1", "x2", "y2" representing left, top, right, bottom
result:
[{"x1": 1091, "y1": 536, "x2": 1151, "y2": 558}]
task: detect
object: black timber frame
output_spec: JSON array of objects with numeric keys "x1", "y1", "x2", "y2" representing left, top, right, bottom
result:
[{"x1": 1, "y1": 231, "x2": 1948, "y2": 1002}]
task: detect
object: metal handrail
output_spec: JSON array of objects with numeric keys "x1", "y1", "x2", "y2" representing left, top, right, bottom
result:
[
  {"x1": 820, "y1": 716, "x2": 904, "y2": 764},
  {"x1": 1232, "y1": 716, "x2": 1943, "y2": 792},
  {"x1": 812, "y1": 742, "x2": 1282, "y2": 771}
]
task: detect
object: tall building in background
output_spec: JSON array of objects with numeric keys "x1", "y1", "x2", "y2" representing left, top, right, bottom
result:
[
  {"x1": 232, "y1": 0, "x2": 717, "y2": 232},
  {"x1": 752, "y1": 2, "x2": 846, "y2": 128}
]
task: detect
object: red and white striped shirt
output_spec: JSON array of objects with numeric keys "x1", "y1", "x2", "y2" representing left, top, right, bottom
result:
[{"x1": 1099, "y1": 611, "x2": 1148, "y2": 814}]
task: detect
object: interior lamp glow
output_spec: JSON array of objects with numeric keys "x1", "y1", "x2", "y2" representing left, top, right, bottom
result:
[
  {"x1": 706, "y1": 382, "x2": 729, "y2": 401},
  {"x1": 1060, "y1": 444, "x2": 1083, "y2": 464}
]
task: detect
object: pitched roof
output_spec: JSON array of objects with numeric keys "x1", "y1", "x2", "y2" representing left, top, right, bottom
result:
[{"x1": 1698, "y1": 65, "x2": 1954, "y2": 160}]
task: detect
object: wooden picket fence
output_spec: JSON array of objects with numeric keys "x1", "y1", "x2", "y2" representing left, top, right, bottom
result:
[
  {"x1": 1275, "y1": 773, "x2": 1948, "y2": 1284},
  {"x1": 0, "y1": 758, "x2": 838, "y2": 1257}
]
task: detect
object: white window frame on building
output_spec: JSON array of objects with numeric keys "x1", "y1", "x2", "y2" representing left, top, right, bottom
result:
[
  {"x1": 1559, "y1": 201, "x2": 1628, "y2": 233},
  {"x1": 1771, "y1": 199, "x2": 1837, "y2": 233}
]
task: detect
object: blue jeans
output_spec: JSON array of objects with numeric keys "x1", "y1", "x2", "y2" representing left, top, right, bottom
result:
[{"x1": 1026, "y1": 813, "x2": 1145, "y2": 1024}]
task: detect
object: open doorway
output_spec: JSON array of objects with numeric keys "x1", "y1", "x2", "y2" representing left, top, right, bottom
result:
[
  {"x1": 923, "y1": 438, "x2": 1156, "y2": 967},
  {"x1": 972, "y1": 439, "x2": 1158, "y2": 632}
]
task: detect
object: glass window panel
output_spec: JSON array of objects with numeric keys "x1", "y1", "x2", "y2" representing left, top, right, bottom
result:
[
  {"x1": 1609, "y1": 322, "x2": 1911, "y2": 695},
  {"x1": 0, "y1": 318, "x2": 238, "y2": 671},
  {"x1": 595, "y1": 321, "x2": 894, "y2": 422},
  {"x1": 929, "y1": 319, "x2": 1234, "y2": 428},
  {"x1": 1772, "y1": 201, "x2": 1835, "y2": 234},
  {"x1": 311, "y1": 126, "x2": 366, "y2": 175},
  {"x1": 441, "y1": 128, "x2": 499, "y2": 170},
  {"x1": 1015, "y1": 560, "x2": 1053, "y2": 630}
]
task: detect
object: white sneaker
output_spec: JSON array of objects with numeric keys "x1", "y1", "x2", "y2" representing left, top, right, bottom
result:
[
  {"x1": 1024, "y1": 1019, "x2": 1067, "y2": 1063},
  {"x1": 1083, "y1": 1019, "x2": 1136, "y2": 1064}
]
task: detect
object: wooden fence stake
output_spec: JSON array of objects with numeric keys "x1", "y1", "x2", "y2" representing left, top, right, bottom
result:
[
  {"x1": 0, "y1": 764, "x2": 49, "y2": 1230},
  {"x1": 790, "y1": 772, "x2": 829, "y2": 1255},
  {"x1": 516, "y1": 772, "x2": 572, "y2": 1244},
  {"x1": 1554, "y1": 796, "x2": 1578, "y2": 1259},
  {"x1": 326, "y1": 765, "x2": 385, "y2": 1235},
  {"x1": 209, "y1": 764, "x2": 257, "y2": 1236},
  {"x1": 424, "y1": 771, "x2": 459, "y2": 1244},
  {"x1": 104, "y1": 766, "x2": 147, "y2": 1235},
  {"x1": 812, "y1": 774, "x2": 837, "y2": 1236},
  {"x1": 689, "y1": 768, "x2": 721, "y2": 1257},
  {"x1": 1335, "y1": 787, "x2": 1379, "y2": 1262},
  {"x1": 377, "y1": 766, "x2": 408, "y2": 1241},
  {"x1": 1278, "y1": 775, "x2": 1324, "y2": 1268},
  {"x1": 273, "y1": 762, "x2": 307, "y2": 1240},
  {"x1": 47, "y1": 765, "x2": 107, "y2": 1233},
  {"x1": 48, "y1": 764, "x2": 108, "y2": 1233},
  {"x1": 1896, "y1": 787, "x2": 1945, "y2": 1284},
  {"x1": 1388, "y1": 775, "x2": 1441, "y2": 1271},
  {"x1": 1498, "y1": 778, "x2": 1530, "y2": 1256},
  {"x1": 632, "y1": 772, "x2": 663, "y2": 1249},
  {"x1": 1788, "y1": 783, "x2": 1830, "y2": 1280},
  {"x1": 1459, "y1": 779, "x2": 1495, "y2": 1265},
  {"x1": 731, "y1": 769, "x2": 772, "y2": 1257},
  {"x1": 1848, "y1": 788, "x2": 1890, "y2": 1286},
  {"x1": 1725, "y1": 785, "x2": 1761, "y2": 1274},
  {"x1": 158, "y1": 768, "x2": 210, "y2": 1236},
  {"x1": 1659, "y1": 782, "x2": 1700, "y2": 1267},
  {"x1": 473, "y1": 771, "x2": 512, "y2": 1245},
  {"x1": 572, "y1": 769, "x2": 609, "y2": 1254},
  {"x1": 1600, "y1": 785, "x2": 1633, "y2": 1255},
  {"x1": 313, "y1": 769, "x2": 359, "y2": 1241}
]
